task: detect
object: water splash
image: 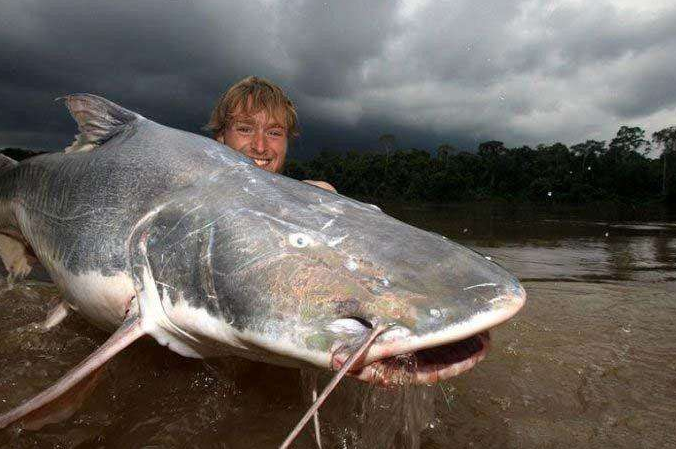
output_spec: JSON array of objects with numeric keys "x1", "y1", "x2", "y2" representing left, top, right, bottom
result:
[
  {"x1": 301, "y1": 368, "x2": 436, "y2": 449},
  {"x1": 356, "y1": 383, "x2": 435, "y2": 449}
]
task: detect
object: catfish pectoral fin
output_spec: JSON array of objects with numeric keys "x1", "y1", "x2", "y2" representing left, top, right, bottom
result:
[
  {"x1": 0, "y1": 234, "x2": 34, "y2": 282},
  {"x1": 39, "y1": 301, "x2": 70, "y2": 331},
  {"x1": 0, "y1": 313, "x2": 145, "y2": 430},
  {"x1": 18, "y1": 366, "x2": 105, "y2": 431}
]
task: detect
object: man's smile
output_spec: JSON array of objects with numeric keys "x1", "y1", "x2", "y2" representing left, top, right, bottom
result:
[{"x1": 252, "y1": 157, "x2": 272, "y2": 167}]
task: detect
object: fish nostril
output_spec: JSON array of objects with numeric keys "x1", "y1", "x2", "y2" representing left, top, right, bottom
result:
[
  {"x1": 345, "y1": 316, "x2": 373, "y2": 329},
  {"x1": 327, "y1": 316, "x2": 374, "y2": 335}
]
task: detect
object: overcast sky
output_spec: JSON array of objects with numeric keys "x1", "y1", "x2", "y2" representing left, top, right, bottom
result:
[{"x1": 1, "y1": 0, "x2": 675, "y2": 158}]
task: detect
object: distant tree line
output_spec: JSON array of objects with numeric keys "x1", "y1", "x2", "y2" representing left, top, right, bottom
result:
[{"x1": 285, "y1": 125, "x2": 676, "y2": 204}]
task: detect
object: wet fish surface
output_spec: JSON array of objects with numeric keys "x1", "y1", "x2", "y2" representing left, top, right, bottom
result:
[{"x1": 0, "y1": 95, "x2": 525, "y2": 438}]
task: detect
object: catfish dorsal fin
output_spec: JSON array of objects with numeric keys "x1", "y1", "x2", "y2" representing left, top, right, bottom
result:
[
  {"x1": 61, "y1": 94, "x2": 141, "y2": 153},
  {"x1": 0, "y1": 154, "x2": 18, "y2": 173}
]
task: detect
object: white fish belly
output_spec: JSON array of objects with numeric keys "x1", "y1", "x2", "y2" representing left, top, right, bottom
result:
[{"x1": 56, "y1": 269, "x2": 135, "y2": 331}]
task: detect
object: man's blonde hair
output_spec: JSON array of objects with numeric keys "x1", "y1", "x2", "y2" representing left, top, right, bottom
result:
[{"x1": 206, "y1": 76, "x2": 299, "y2": 139}]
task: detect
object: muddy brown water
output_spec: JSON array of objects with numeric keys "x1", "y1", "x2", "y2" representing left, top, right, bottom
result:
[{"x1": 0, "y1": 203, "x2": 674, "y2": 448}]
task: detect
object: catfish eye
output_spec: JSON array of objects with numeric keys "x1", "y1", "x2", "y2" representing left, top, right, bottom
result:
[{"x1": 289, "y1": 232, "x2": 313, "y2": 248}]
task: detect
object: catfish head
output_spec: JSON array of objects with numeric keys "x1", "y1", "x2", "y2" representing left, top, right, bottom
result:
[{"x1": 131, "y1": 167, "x2": 526, "y2": 386}]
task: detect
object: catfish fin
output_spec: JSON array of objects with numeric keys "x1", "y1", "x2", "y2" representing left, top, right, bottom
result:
[
  {"x1": 0, "y1": 311, "x2": 145, "y2": 430},
  {"x1": 0, "y1": 234, "x2": 36, "y2": 282},
  {"x1": 0, "y1": 154, "x2": 17, "y2": 174},
  {"x1": 39, "y1": 301, "x2": 71, "y2": 331},
  {"x1": 61, "y1": 94, "x2": 141, "y2": 153},
  {"x1": 18, "y1": 367, "x2": 105, "y2": 431}
]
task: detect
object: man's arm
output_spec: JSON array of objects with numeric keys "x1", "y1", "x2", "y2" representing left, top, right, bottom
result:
[{"x1": 303, "y1": 180, "x2": 337, "y2": 193}]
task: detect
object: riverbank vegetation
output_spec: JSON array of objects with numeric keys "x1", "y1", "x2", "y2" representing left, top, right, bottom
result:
[{"x1": 285, "y1": 126, "x2": 676, "y2": 205}]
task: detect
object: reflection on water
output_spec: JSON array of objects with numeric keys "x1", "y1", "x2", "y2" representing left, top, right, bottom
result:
[{"x1": 0, "y1": 203, "x2": 674, "y2": 448}]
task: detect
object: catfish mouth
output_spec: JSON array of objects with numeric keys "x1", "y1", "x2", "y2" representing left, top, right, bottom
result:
[
  {"x1": 332, "y1": 331, "x2": 490, "y2": 386},
  {"x1": 328, "y1": 285, "x2": 525, "y2": 385}
]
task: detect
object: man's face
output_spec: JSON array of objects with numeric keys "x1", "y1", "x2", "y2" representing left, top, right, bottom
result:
[{"x1": 218, "y1": 109, "x2": 288, "y2": 173}]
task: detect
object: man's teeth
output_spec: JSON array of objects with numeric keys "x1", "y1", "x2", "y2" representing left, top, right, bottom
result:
[{"x1": 253, "y1": 158, "x2": 270, "y2": 166}]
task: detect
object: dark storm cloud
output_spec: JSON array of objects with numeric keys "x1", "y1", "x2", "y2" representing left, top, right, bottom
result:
[
  {"x1": 0, "y1": 0, "x2": 286, "y2": 147},
  {"x1": 1, "y1": 0, "x2": 675, "y2": 155},
  {"x1": 279, "y1": 0, "x2": 401, "y2": 97},
  {"x1": 601, "y1": 47, "x2": 676, "y2": 119}
]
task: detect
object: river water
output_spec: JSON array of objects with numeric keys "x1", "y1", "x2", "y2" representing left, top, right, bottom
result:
[{"x1": 0, "y1": 203, "x2": 674, "y2": 448}]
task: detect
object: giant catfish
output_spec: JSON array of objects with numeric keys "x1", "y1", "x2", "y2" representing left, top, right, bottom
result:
[{"x1": 0, "y1": 95, "x2": 526, "y2": 432}]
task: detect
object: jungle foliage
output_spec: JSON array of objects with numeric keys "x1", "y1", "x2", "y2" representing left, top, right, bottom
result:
[{"x1": 284, "y1": 125, "x2": 676, "y2": 205}]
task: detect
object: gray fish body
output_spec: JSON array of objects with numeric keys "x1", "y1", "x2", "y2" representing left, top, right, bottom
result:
[
  {"x1": 0, "y1": 116, "x2": 250, "y2": 275},
  {"x1": 0, "y1": 95, "x2": 525, "y2": 383},
  {"x1": 0, "y1": 102, "x2": 251, "y2": 328}
]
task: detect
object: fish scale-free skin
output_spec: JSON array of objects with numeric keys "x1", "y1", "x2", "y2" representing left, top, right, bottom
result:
[
  {"x1": 135, "y1": 166, "x2": 523, "y2": 367},
  {"x1": 0, "y1": 94, "x2": 524, "y2": 371},
  {"x1": 0, "y1": 117, "x2": 250, "y2": 279}
]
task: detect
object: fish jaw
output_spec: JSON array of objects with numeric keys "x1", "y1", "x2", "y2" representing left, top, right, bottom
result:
[
  {"x1": 330, "y1": 283, "x2": 525, "y2": 385},
  {"x1": 338, "y1": 332, "x2": 491, "y2": 385}
]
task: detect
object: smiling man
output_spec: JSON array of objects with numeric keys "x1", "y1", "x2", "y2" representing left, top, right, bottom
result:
[{"x1": 207, "y1": 76, "x2": 336, "y2": 192}]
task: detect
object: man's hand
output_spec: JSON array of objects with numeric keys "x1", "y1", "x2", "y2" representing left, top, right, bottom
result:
[{"x1": 303, "y1": 180, "x2": 337, "y2": 193}]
